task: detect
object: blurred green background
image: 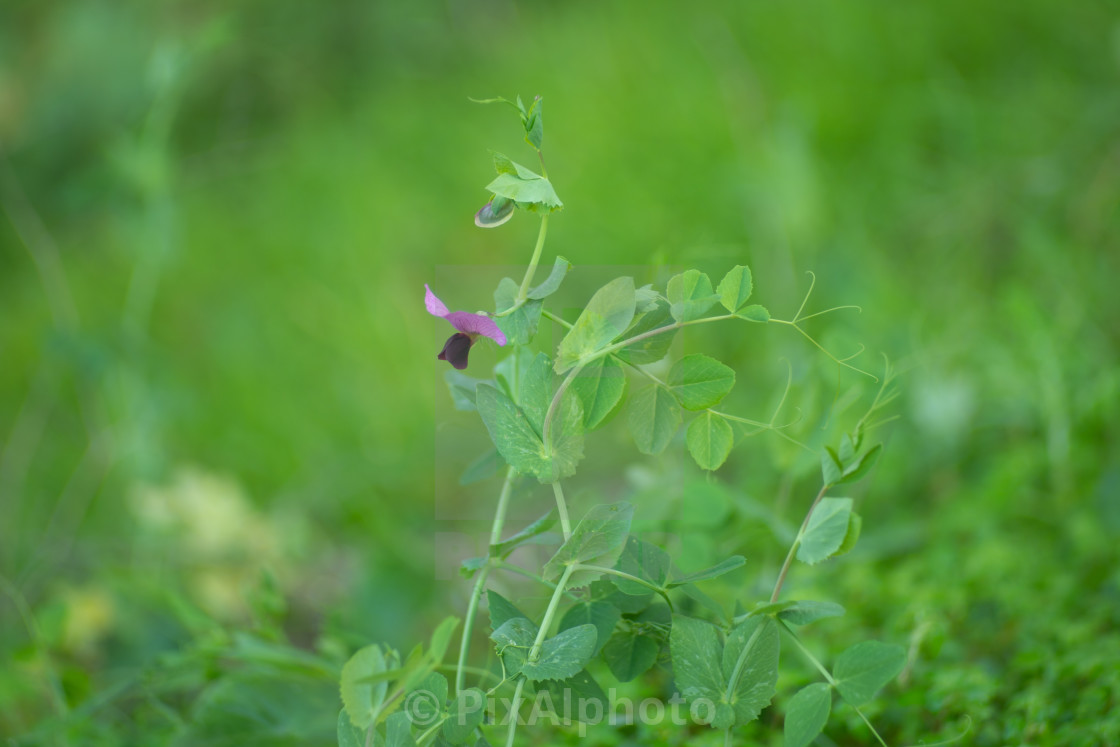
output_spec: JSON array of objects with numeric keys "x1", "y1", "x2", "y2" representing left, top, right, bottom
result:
[{"x1": 1, "y1": 1, "x2": 1118, "y2": 745}]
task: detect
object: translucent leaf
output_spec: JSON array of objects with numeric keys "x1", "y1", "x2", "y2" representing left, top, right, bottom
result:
[
  {"x1": 686, "y1": 411, "x2": 734, "y2": 470},
  {"x1": 721, "y1": 616, "x2": 780, "y2": 725},
  {"x1": 796, "y1": 498, "x2": 852, "y2": 565},
  {"x1": 520, "y1": 624, "x2": 597, "y2": 682},
  {"x1": 558, "y1": 601, "x2": 621, "y2": 657},
  {"x1": 556, "y1": 277, "x2": 637, "y2": 373},
  {"x1": 776, "y1": 600, "x2": 846, "y2": 626},
  {"x1": 543, "y1": 502, "x2": 634, "y2": 588},
  {"x1": 668, "y1": 556, "x2": 746, "y2": 587},
  {"x1": 613, "y1": 536, "x2": 671, "y2": 595},
  {"x1": 717, "y1": 265, "x2": 753, "y2": 312},
  {"x1": 602, "y1": 631, "x2": 660, "y2": 682},
  {"x1": 669, "y1": 615, "x2": 724, "y2": 706},
  {"x1": 837, "y1": 444, "x2": 882, "y2": 485},
  {"x1": 527, "y1": 255, "x2": 570, "y2": 300},
  {"x1": 443, "y1": 688, "x2": 486, "y2": 744},
  {"x1": 668, "y1": 354, "x2": 736, "y2": 411},
  {"x1": 570, "y1": 355, "x2": 627, "y2": 430},
  {"x1": 341, "y1": 644, "x2": 394, "y2": 729},
  {"x1": 666, "y1": 270, "x2": 719, "y2": 322},
  {"x1": 783, "y1": 683, "x2": 831, "y2": 747},
  {"x1": 735, "y1": 304, "x2": 770, "y2": 322},
  {"x1": 490, "y1": 617, "x2": 536, "y2": 677},
  {"x1": 490, "y1": 510, "x2": 556, "y2": 559},
  {"x1": 627, "y1": 384, "x2": 681, "y2": 455},
  {"x1": 832, "y1": 641, "x2": 906, "y2": 706}
]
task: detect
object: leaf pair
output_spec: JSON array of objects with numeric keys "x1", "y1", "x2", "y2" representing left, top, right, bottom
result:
[
  {"x1": 476, "y1": 353, "x2": 585, "y2": 483},
  {"x1": 669, "y1": 615, "x2": 780, "y2": 730},
  {"x1": 783, "y1": 640, "x2": 906, "y2": 747}
]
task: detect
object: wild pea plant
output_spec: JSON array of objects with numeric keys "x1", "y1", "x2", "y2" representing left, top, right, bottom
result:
[{"x1": 337, "y1": 96, "x2": 906, "y2": 747}]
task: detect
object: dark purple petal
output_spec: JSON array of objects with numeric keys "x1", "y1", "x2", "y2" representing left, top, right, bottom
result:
[
  {"x1": 444, "y1": 311, "x2": 508, "y2": 346},
  {"x1": 437, "y1": 333, "x2": 474, "y2": 370}
]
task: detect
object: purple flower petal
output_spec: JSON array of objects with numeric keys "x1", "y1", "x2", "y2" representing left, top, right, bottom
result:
[
  {"x1": 424, "y1": 284, "x2": 508, "y2": 348},
  {"x1": 424, "y1": 284, "x2": 451, "y2": 318},
  {"x1": 444, "y1": 311, "x2": 507, "y2": 346}
]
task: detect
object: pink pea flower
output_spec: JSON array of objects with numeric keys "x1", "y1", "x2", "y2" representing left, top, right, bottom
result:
[{"x1": 425, "y1": 284, "x2": 508, "y2": 370}]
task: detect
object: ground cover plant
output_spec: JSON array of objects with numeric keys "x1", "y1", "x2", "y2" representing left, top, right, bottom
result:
[{"x1": 334, "y1": 97, "x2": 924, "y2": 747}]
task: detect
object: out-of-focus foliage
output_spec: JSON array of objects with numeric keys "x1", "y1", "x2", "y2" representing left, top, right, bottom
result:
[{"x1": 0, "y1": 0, "x2": 1117, "y2": 744}]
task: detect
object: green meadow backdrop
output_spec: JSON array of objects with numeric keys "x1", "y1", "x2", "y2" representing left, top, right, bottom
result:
[{"x1": 1, "y1": 1, "x2": 1117, "y2": 744}]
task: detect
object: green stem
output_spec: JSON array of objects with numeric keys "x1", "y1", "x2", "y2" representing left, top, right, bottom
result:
[
  {"x1": 769, "y1": 482, "x2": 831, "y2": 603},
  {"x1": 504, "y1": 677, "x2": 526, "y2": 747},
  {"x1": 528, "y1": 565, "x2": 575, "y2": 660},
  {"x1": 516, "y1": 214, "x2": 549, "y2": 302},
  {"x1": 456, "y1": 467, "x2": 517, "y2": 694},
  {"x1": 551, "y1": 481, "x2": 572, "y2": 541}
]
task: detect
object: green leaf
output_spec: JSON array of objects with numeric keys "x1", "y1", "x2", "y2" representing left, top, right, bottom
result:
[
  {"x1": 627, "y1": 385, "x2": 681, "y2": 455},
  {"x1": 821, "y1": 447, "x2": 843, "y2": 485},
  {"x1": 385, "y1": 711, "x2": 417, "y2": 747},
  {"x1": 616, "y1": 300, "x2": 676, "y2": 364},
  {"x1": 444, "y1": 371, "x2": 482, "y2": 411},
  {"x1": 490, "y1": 618, "x2": 536, "y2": 677},
  {"x1": 667, "y1": 270, "x2": 719, "y2": 322},
  {"x1": 459, "y1": 556, "x2": 486, "y2": 579},
  {"x1": 520, "y1": 624, "x2": 597, "y2": 682},
  {"x1": 776, "y1": 600, "x2": 846, "y2": 626},
  {"x1": 832, "y1": 641, "x2": 906, "y2": 706},
  {"x1": 539, "y1": 670, "x2": 608, "y2": 723},
  {"x1": 407, "y1": 672, "x2": 447, "y2": 727},
  {"x1": 589, "y1": 578, "x2": 653, "y2": 615},
  {"x1": 834, "y1": 512, "x2": 862, "y2": 557},
  {"x1": 837, "y1": 444, "x2": 882, "y2": 485},
  {"x1": 337, "y1": 708, "x2": 365, "y2": 747},
  {"x1": 717, "y1": 265, "x2": 753, "y2": 312},
  {"x1": 602, "y1": 630, "x2": 660, "y2": 682},
  {"x1": 668, "y1": 354, "x2": 736, "y2": 410},
  {"x1": 475, "y1": 383, "x2": 583, "y2": 483},
  {"x1": 669, "y1": 615, "x2": 725, "y2": 709},
  {"x1": 493, "y1": 345, "x2": 535, "y2": 398},
  {"x1": 556, "y1": 277, "x2": 637, "y2": 373},
  {"x1": 735, "y1": 304, "x2": 770, "y2": 322},
  {"x1": 679, "y1": 583, "x2": 728, "y2": 622},
  {"x1": 485, "y1": 168, "x2": 562, "y2": 212},
  {"x1": 443, "y1": 688, "x2": 486, "y2": 744},
  {"x1": 524, "y1": 96, "x2": 544, "y2": 150},
  {"x1": 428, "y1": 618, "x2": 459, "y2": 664},
  {"x1": 491, "y1": 510, "x2": 556, "y2": 558},
  {"x1": 783, "y1": 683, "x2": 832, "y2": 747},
  {"x1": 668, "y1": 556, "x2": 746, "y2": 587},
  {"x1": 493, "y1": 277, "x2": 543, "y2": 345},
  {"x1": 839, "y1": 433, "x2": 856, "y2": 465},
  {"x1": 487, "y1": 590, "x2": 529, "y2": 631},
  {"x1": 686, "y1": 411, "x2": 734, "y2": 470},
  {"x1": 570, "y1": 355, "x2": 627, "y2": 430},
  {"x1": 633, "y1": 284, "x2": 660, "y2": 313},
  {"x1": 721, "y1": 616, "x2": 780, "y2": 725},
  {"x1": 475, "y1": 384, "x2": 545, "y2": 477},
  {"x1": 528, "y1": 256, "x2": 571, "y2": 300},
  {"x1": 796, "y1": 498, "x2": 853, "y2": 565},
  {"x1": 543, "y1": 502, "x2": 635, "y2": 588},
  {"x1": 459, "y1": 449, "x2": 503, "y2": 486},
  {"x1": 613, "y1": 536, "x2": 671, "y2": 595},
  {"x1": 341, "y1": 644, "x2": 394, "y2": 729},
  {"x1": 559, "y1": 601, "x2": 621, "y2": 656},
  {"x1": 517, "y1": 353, "x2": 556, "y2": 437}
]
